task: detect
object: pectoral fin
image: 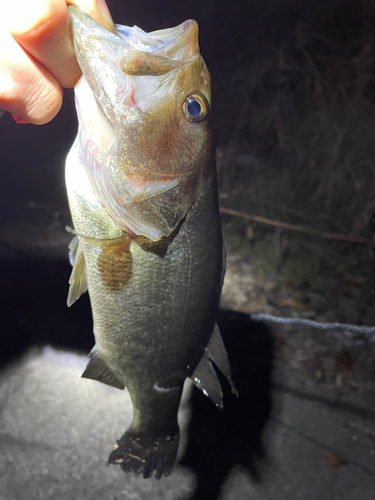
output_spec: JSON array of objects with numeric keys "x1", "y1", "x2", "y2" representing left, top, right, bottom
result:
[
  {"x1": 208, "y1": 324, "x2": 238, "y2": 397},
  {"x1": 190, "y1": 350, "x2": 223, "y2": 409},
  {"x1": 82, "y1": 345, "x2": 125, "y2": 390},
  {"x1": 67, "y1": 236, "x2": 88, "y2": 307}
]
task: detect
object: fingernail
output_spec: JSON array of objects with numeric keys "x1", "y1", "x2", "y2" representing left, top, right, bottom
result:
[
  {"x1": 12, "y1": 114, "x2": 29, "y2": 124},
  {"x1": 97, "y1": 0, "x2": 115, "y2": 32}
]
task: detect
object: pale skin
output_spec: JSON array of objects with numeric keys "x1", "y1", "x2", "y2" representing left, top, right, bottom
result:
[{"x1": 0, "y1": 0, "x2": 115, "y2": 124}]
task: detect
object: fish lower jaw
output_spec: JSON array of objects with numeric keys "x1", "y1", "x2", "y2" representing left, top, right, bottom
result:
[{"x1": 108, "y1": 427, "x2": 179, "y2": 479}]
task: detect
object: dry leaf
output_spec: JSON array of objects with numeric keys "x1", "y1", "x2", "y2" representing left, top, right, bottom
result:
[
  {"x1": 334, "y1": 277, "x2": 364, "y2": 295},
  {"x1": 324, "y1": 450, "x2": 344, "y2": 467},
  {"x1": 335, "y1": 352, "x2": 353, "y2": 372},
  {"x1": 280, "y1": 298, "x2": 306, "y2": 309}
]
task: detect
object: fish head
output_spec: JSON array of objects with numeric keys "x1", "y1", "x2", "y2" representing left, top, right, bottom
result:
[{"x1": 70, "y1": 7, "x2": 213, "y2": 241}]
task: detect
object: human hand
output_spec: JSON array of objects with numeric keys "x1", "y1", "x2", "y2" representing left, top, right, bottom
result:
[{"x1": 0, "y1": 0, "x2": 114, "y2": 125}]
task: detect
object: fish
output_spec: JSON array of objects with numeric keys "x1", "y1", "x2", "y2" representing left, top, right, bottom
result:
[{"x1": 65, "y1": 6, "x2": 237, "y2": 479}]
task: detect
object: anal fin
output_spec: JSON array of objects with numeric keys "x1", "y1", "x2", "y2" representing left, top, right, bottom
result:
[
  {"x1": 82, "y1": 345, "x2": 125, "y2": 390},
  {"x1": 190, "y1": 323, "x2": 238, "y2": 407},
  {"x1": 208, "y1": 324, "x2": 238, "y2": 397},
  {"x1": 190, "y1": 350, "x2": 223, "y2": 409}
]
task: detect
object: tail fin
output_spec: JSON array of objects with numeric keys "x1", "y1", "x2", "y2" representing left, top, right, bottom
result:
[{"x1": 108, "y1": 428, "x2": 179, "y2": 479}]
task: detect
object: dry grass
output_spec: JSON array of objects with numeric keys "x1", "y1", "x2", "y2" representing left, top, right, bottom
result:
[{"x1": 213, "y1": 19, "x2": 375, "y2": 239}]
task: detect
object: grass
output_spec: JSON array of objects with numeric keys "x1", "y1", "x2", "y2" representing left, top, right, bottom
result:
[
  {"x1": 213, "y1": 13, "x2": 375, "y2": 242},
  {"x1": 212, "y1": 4, "x2": 375, "y2": 321}
]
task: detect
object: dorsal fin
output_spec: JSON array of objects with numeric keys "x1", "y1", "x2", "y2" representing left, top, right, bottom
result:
[
  {"x1": 82, "y1": 345, "x2": 125, "y2": 390},
  {"x1": 67, "y1": 236, "x2": 88, "y2": 307},
  {"x1": 189, "y1": 350, "x2": 223, "y2": 409},
  {"x1": 208, "y1": 324, "x2": 238, "y2": 397}
]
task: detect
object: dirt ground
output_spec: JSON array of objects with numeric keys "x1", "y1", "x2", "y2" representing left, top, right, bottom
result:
[{"x1": 221, "y1": 216, "x2": 375, "y2": 407}]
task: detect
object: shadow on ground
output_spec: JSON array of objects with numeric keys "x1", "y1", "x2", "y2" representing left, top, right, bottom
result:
[{"x1": 181, "y1": 311, "x2": 274, "y2": 500}]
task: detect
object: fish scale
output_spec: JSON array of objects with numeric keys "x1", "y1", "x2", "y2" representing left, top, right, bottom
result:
[{"x1": 66, "y1": 6, "x2": 237, "y2": 478}]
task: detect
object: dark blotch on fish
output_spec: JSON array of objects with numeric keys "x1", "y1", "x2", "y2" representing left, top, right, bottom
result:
[
  {"x1": 135, "y1": 227, "x2": 179, "y2": 257},
  {"x1": 98, "y1": 243, "x2": 132, "y2": 291}
]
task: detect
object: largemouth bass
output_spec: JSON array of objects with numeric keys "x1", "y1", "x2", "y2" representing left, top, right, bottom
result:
[{"x1": 66, "y1": 6, "x2": 236, "y2": 479}]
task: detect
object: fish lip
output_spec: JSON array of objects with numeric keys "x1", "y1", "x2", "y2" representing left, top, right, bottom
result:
[
  {"x1": 69, "y1": 6, "x2": 125, "y2": 47},
  {"x1": 69, "y1": 6, "x2": 199, "y2": 59},
  {"x1": 115, "y1": 19, "x2": 198, "y2": 56}
]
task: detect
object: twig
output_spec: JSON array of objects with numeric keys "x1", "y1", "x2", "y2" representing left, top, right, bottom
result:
[
  {"x1": 219, "y1": 206, "x2": 370, "y2": 244},
  {"x1": 348, "y1": 420, "x2": 375, "y2": 439}
]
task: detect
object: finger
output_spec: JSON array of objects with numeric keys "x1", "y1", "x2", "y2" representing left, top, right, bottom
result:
[
  {"x1": 0, "y1": 24, "x2": 62, "y2": 124},
  {"x1": 1, "y1": 0, "x2": 115, "y2": 89},
  {"x1": 1, "y1": 0, "x2": 79, "y2": 89},
  {"x1": 67, "y1": 0, "x2": 115, "y2": 32}
]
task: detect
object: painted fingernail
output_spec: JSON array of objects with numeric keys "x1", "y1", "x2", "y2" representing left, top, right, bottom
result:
[{"x1": 12, "y1": 114, "x2": 29, "y2": 124}]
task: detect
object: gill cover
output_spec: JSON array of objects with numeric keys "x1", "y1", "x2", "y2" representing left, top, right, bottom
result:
[{"x1": 69, "y1": 7, "x2": 212, "y2": 240}]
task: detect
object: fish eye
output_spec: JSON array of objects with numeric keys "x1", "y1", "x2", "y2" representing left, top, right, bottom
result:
[{"x1": 183, "y1": 94, "x2": 208, "y2": 123}]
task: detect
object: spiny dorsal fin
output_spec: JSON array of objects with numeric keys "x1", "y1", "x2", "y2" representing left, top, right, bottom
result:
[
  {"x1": 208, "y1": 324, "x2": 238, "y2": 397},
  {"x1": 67, "y1": 236, "x2": 88, "y2": 307},
  {"x1": 82, "y1": 345, "x2": 125, "y2": 390},
  {"x1": 189, "y1": 350, "x2": 223, "y2": 409}
]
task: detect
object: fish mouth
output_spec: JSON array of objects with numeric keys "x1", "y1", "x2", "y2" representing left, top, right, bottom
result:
[
  {"x1": 69, "y1": 6, "x2": 200, "y2": 118},
  {"x1": 69, "y1": 6, "x2": 199, "y2": 59}
]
